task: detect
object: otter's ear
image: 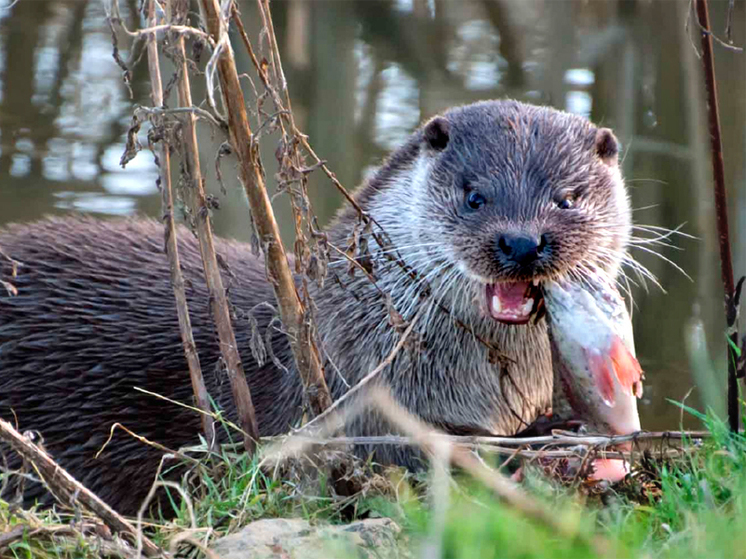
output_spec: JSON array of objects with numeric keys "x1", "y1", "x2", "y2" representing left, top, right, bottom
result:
[
  {"x1": 595, "y1": 128, "x2": 620, "y2": 166},
  {"x1": 423, "y1": 116, "x2": 450, "y2": 151}
]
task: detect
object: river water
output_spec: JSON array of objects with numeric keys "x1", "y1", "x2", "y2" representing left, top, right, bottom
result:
[{"x1": 0, "y1": 0, "x2": 744, "y2": 431}]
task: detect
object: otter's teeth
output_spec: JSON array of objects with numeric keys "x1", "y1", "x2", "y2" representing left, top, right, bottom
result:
[
  {"x1": 491, "y1": 295, "x2": 502, "y2": 315},
  {"x1": 521, "y1": 298, "x2": 535, "y2": 315}
]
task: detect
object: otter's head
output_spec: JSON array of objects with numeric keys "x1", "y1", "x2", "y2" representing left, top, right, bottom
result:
[{"x1": 392, "y1": 100, "x2": 630, "y2": 325}]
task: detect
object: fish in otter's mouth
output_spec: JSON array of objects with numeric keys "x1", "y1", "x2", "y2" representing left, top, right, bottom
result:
[{"x1": 485, "y1": 280, "x2": 543, "y2": 324}]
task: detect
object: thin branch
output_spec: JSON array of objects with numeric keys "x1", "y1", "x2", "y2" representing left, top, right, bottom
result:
[
  {"x1": 689, "y1": 0, "x2": 743, "y2": 52},
  {"x1": 135, "y1": 105, "x2": 227, "y2": 130},
  {"x1": 694, "y1": 0, "x2": 740, "y2": 431},
  {"x1": 267, "y1": 434, "x2": 691, "y2": 461},
  {"x1": 272, "y1": 429, "x2": 711, "y2": 449},
  {"x1": 199, "y1": 0, "x2": 332, "y2": 416},
  {"x1": 230, "y1": 4, "x2": 375, "y2": 222},
  {"x1": 119, "y1": 22, "x2": 216, "y2": 46},
  {"x1": 168, "y1": 0, "x2": 259, "y2": 451},
  {"x1": 328, "y1": 242, "x2": 387, "y2": 298},
  {"x1": 724, "y1": 0, "x2": 735, "y2": 42},
  {"x1": 145, "y1": 0, "x2": 217, "y2": 453},
  {"x1": 0, "y1": 419, "x2": 162, "y2": 557}
]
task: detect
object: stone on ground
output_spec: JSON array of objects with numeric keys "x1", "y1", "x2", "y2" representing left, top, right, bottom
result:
[{"x1": 210, "y1": 517, "x2": 406, "y2": 559}]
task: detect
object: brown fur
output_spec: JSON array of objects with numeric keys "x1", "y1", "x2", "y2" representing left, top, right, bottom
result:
[{"x1": 0, "y1": 100, "x2": 630, "y2": 514}]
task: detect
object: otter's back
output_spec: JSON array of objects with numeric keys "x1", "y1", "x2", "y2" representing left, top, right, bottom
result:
[{"x1": 0, "y1": 217, "x2": 300, "y2": 513}]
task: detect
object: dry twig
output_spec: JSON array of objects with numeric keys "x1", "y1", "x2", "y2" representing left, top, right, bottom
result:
[
  {"x1": 693, "y1": 0, "x2": 740, "y2": 431},
  {"x1": 279, "y1": 437, "x2": 687, "y2": 462},
  {"x1": 168, "y1": 0, "x2": 260, "y2": 451},
  {"x1": 0, "y1": 418, "x2": 162, "y2": 557},
  {"x1": 275, "y1": 430, "x2": 708, "y2": 450},
  {"x1": 199, "y1": 0, "x2": 332, "y2": 416},
  {"x1": 145, "y1": 0, "x2": 217, "y2": 451}
]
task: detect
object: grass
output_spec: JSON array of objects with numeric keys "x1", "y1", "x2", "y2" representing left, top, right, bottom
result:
[{"x1": 3, "y1": 407, "x2": 746, "y2": 558}]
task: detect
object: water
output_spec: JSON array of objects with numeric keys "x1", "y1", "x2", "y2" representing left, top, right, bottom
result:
[{"x1": 0, "y1": 0, "x2": 744, "y2": 431}]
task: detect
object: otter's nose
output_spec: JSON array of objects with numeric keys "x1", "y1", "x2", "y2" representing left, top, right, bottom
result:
[{"x1": 496, "y1": 233, "x2": 546, "y2": 266}]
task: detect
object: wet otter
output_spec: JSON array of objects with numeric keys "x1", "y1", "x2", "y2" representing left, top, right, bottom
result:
[{"x1": 0, "y1": 100, "x2": 630, "y2": 514}]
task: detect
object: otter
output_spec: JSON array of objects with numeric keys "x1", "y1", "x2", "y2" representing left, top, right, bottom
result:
[{"x1": 0, "y1": 100, "x2": 630, "y2": 515}]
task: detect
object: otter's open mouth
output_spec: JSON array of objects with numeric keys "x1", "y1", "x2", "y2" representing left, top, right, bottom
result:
[{"x1": 486, "y1": 281, "x2": 542, "y2": 324}]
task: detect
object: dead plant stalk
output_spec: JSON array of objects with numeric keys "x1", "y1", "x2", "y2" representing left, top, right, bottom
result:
[
  {"x1": 198, "y1": 0, "x2": 332, "y2": 416},
  {"x1": 694, "y1": 0, "x2": 739, "y2": 431},
  {"x1": 282, "y1": 430, "x2": 711, "y2": 450},
  {"x1": 0, "y1": 418, "x2": 162, "y2": 557},
  {"x1": 167, "y1": 0, "x2": 259, "y2": 450},
  {"x1": 145, "y1": 0, "x2": 216, "y2": 450}
]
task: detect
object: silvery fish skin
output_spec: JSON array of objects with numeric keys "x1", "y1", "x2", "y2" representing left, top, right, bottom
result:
[{"x1": 543, "y1": 277, "x2": 644, "y2": 437}]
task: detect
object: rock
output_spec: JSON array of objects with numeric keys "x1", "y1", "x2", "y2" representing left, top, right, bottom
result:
[{"x1": 210, "y1": 517, "x2": 406, "y2": 559}]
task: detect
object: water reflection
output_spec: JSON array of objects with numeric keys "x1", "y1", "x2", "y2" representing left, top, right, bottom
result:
[{"x1": 0, "y1": 0, "x2": 744, "y2": 431}]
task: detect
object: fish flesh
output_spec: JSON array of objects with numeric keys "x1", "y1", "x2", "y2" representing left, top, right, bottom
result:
[{"x1": 542, "y1": 276, "x2": 644, "y2": 481}]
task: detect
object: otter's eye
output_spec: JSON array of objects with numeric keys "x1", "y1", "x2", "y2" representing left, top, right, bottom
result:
[
  {"x1": 466, "y1": 191, "x2": 486, "y2": 210},
  {"x1": 557, "y1": 191, "x2": 575, "y2": 210}
]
